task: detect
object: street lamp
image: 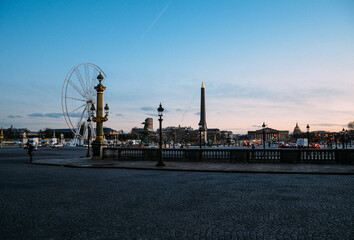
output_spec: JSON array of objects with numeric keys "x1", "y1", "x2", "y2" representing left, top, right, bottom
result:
[
  {"x1": 0, "y1": 128, "x2": 3, "y2": 148},
  {"x1": 306, "y1": 124, "x2": 310, "y2": 148},
  {"x1": 334, "y1": 133, "x2": 338, "y2": 149},
  {"x1": 86, "y1": 111, "x2": 92, "y2": 157},
  {"x1": 262, "y1": 122, "x2": 266, "y2": 150},
  {"x1": 199, "y1": 123, "x2": 202, "y2": 149},
  {"x1": 156, "y1": 103, "x2": 165, "y2": 167},
  {"x1": 91, "y1": 73, "x2": 109, "y2": 159},
  {"x1": 342, "y1": 128, "x2": 346, "y2": 149}
]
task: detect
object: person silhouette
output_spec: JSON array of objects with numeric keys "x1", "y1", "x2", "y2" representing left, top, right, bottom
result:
[{"x1": 27, "y1": 143, "x2": 34, "y2": 163}]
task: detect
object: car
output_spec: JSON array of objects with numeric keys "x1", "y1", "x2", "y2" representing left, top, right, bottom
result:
[
  {"x1": 52, "y1": 143, "x2": 64, "y2": 148},
  {"x1": 310, "y1": 143, "x2": 321, "y2": 148},
  {"x1": 143, "y1": 144, "x2": 157, "y2": 149}
]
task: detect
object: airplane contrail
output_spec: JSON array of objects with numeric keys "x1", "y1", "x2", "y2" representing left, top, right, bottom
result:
[{"x1": 134, "y1": 0, "x2": 172, "y2": 48}]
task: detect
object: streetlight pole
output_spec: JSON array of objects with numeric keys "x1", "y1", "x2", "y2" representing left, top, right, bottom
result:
[
  {"x1": 86, "y1": 115, "x2": 92, "y2": 157},
  {"x1": 335, "y1": 133, "x2": 338, "y2": 149},
  {"x1": 342, "y1": 128, "x2": 346, "y2": 149},
  {"x1": 306, "y1": 124, "x2": 310, "y2": 149},
  {"x1": 199, "y1": 123, "x2": 202, "y2": 149},
  {"x1": 91, "y1": 73, "x2": 109, "y2": 159},
  {"x1": 156, "y1": 103, "x2": 165, "y2": 167},
  {"x1": 262, "y1": 122, "x2": 266, "y2": 150},
  {"x1": 0, "y1": 128, "x2": 3, "y2": 148}
]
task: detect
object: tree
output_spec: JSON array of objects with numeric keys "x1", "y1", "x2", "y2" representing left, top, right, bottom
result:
[{"x1": 348, "y1": 121, "x2": 354, "y2": 130}]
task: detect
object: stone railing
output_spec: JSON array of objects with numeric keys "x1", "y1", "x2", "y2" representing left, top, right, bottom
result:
[{"x1": 102, "y1": 148, "x2": 354, "y2": 164}]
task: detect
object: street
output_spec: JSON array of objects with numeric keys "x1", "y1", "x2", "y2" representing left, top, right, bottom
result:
[{"x1": 0, "y1": 147, "x2": 353, "y2": 239}]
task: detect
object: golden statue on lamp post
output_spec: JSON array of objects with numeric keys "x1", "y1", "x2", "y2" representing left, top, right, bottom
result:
[{"x1": 90, "y1": 73, "x2": 109, "y2": 159}]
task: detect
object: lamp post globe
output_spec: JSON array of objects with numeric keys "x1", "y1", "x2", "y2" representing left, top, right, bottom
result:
[
  {"x1": 104, "y1": 103, "x2": 109, "y2": 116},
  {"x1": 156, "y1": 103, "x2": 165, "y2": 167}
]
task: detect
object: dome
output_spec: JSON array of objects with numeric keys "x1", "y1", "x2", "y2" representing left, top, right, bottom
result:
[{"x1": 293, "y1": 122, "x2": 301, "y2": 135}]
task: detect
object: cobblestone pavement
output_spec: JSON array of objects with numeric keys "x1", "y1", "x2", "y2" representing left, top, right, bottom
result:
[{"x1": 0, "y1": 147, "x2": 353, "y2": 239}]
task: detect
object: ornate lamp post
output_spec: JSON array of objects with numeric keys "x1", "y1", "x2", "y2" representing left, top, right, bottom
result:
[
  {"x1": 90, "y1": 73, "x2": 109, "y2": 159},
  {"x1": 0, "y1": 128, "x2": 3, "y2": 148},
  {"x1": 335, "y1": 133, "x2": 338, "y2": 149},
  {"x1": 342, "y1": 128, "x2": 346, "y2": 149},
  {"x1": 156, "y1": 103, "x2": 165, "y2": 167},
  {"x1": 306, "y1": 124, "x2": 310, "y2": 148},
  {"x1": 262, "y1": 122, "x2": 266, "y2": 150}
]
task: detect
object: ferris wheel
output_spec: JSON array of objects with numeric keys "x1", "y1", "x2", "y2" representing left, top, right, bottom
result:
[{"x1": 61, "y1": 63, "x2": 106, "y2": 145}]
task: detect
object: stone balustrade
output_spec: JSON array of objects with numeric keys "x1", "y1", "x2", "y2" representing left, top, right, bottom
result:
[{"x1": 102, "y1": 147, "x2": 354, "y2": 164}]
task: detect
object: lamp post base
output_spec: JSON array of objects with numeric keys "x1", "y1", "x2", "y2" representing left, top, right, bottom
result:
[
  {"x1": 156, "y1": 161, "x2": 165, "y2": 167},
  {"x1": 91, "y1": 140, "x2": 108, "y2": 160}
]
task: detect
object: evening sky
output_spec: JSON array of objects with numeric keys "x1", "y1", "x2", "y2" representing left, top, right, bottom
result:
[{"x1": 0, "y1": 0, "x2": 353, "y2": 133}]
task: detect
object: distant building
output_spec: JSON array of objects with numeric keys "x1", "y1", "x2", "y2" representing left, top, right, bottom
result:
[
  {"x1": 248, "y1": 127, "x2": 289, "y2": 142},
  {"x1": 293, "y1": 122, "x2": 301, "y2": 135}
]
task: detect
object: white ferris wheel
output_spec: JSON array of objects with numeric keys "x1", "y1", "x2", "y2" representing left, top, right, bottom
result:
[{"x1": 61, "y1": 63, "x2": 106, "y2": 145}]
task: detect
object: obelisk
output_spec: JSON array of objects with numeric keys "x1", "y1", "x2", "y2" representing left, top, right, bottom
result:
[{"x1": 199, "y1": 82, "x2": 207, "y2": 145}]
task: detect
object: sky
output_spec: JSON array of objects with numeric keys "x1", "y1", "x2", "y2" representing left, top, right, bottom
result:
[{"x1": 0, "y1": 0, "x2": 353, "y2": 134}]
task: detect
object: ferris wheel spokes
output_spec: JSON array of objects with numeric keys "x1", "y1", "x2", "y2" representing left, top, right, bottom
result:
[
  {"x1": 69, "y1": 103, "x2": 86, "y2": 115},
  {"x1": 74, "y1": 68, "x2": 89, "y2": 97},
  {"x1": 69, "y1": 80, "x2": 86, "y2": 99},
  {"x1": 62, "y1": 63, "x2": 106, "y2": 146},
  {"x1": 66, "y1": 96, "x2": 86, "y2": 102}
]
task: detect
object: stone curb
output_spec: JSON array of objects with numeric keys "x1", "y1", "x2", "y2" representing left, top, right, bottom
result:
[{"x1": 29, "y1": 161, "x2": 354, "y2": 175}]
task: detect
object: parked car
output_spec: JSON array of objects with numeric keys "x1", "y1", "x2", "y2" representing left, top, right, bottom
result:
[
  {"x1": 52, "y1": 143, "x2": 64, "y2": 148},
  {"x1": 310, "y1": 143, "x2": 321, "y2": 148},
  {"x1": 143, "y1": 144, "x2": 157, "y2": 149}
]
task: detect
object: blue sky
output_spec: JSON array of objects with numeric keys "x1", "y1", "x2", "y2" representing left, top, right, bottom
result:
[{"x1": 0, "y1": 0, "x2": 353, "y2": 133}]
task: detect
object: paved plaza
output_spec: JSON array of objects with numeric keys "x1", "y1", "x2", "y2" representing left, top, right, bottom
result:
[{"x1": 0, "y1": 147, "x2": 353, "y2": 239}]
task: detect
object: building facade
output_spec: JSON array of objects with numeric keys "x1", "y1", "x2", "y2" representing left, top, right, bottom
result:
[{"x1": 248, "y1": 127, "x2": 289, "y2": 142}]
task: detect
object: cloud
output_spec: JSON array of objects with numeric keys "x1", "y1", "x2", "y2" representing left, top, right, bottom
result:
[
  {"x1": 145, "y1": 113, "x2": 156, "y2": 117},
  {"x1": 194, "y1": 112, "x2": 200, "y2": 115},
  {"x1": 116, "y1": 113, "x2": 124, "y2": 117},
  {"x1": 176, "y1": 109, "x2": 183, "y2": 112},
  {"x1": 8, "y1": 115, "x2": 22, "y2": 119},
  {"x1": 310, "y1": 123, "x2": 347, "y2": 127},
  {"x1": 28, "y1": 113, "x2": 44, "y2": 117},
  {"x1": 45, "y1": 113, "x2": 63, "y2": 118},
  {"x1": 141, "y1": 106, "x2": 168, "y2": 113},
  {"x1": 141, "y1": 107, "x2": 155, "y2": 112},
  {"x1": 70, "y1": 112, "x2": 84, "y2": 118},
  {"x1": 252, "y1": 125, "x2": 261, "y2": 128},
  {"x1": 28, "y1": 113, "x2": 63, "y2": 118}
]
